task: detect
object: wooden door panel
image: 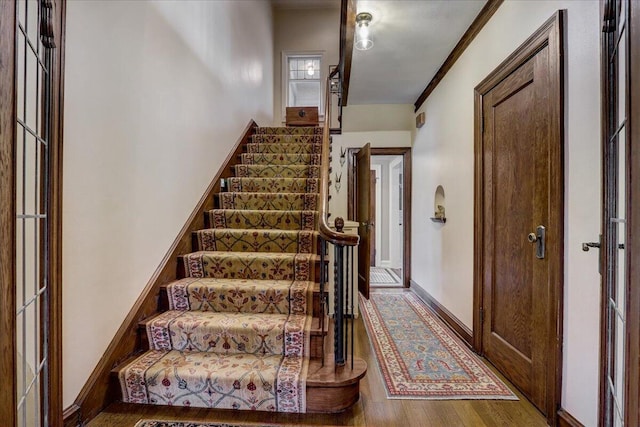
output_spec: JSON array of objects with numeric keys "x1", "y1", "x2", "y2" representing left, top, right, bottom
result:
[
  {"x1": 490, "y1": 68, "x2": 536, "y2": 362},
  {"x1": 475, "y1": 13, "x2": 563, "y2": 423},
  {"x1": 481, "y1": 45, "x2": 553, "y2": 413},
  {"x1": 356, "y1": 144, "x2": 371, "y2": 299}
]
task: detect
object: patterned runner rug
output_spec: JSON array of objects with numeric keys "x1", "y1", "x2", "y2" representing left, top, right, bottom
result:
[
  {"x1": 370, "y1": 267, "x2": 401, "y2": 284},
  {"x1": 360, "y1": 291, "x2": 518, "y2": 400}
]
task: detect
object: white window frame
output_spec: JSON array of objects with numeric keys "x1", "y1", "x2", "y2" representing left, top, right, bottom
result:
[{"x1": 281, "y1": 50, "x2": 326, "y2": 123}]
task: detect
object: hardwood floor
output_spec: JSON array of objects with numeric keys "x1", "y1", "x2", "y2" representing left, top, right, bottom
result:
[{"x1": 88, "y1": 306, "x2": 546, "y2": 427}]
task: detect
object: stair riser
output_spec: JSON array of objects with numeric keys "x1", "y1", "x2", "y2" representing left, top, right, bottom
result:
[
  {"x1": 255, "y1": 127, "x2": 322, "y2": 136},
  {"x1": 180, "y1": 253, "x2": 318, "y2": 282},
  {"x1": 207, "y1": 210, "x2": 317, "y2": 231},
  {"x1": 193, "y1": 230, "x2": 320, "y2": 254},
  {"x1": 240, "y1": 153, "x2": 320, "y2": 166},
  {"x1": 145, "y1": 311, "x2": 309, "y2": 357},
  {"x1": 219, "y1": 193, "x2": 317, "y2": 211},
  {"x1": 234, "y1": 165, "x2": 320, "y2": 179},
  {"x1": 138, "y1": 325, "x2": 324, "y2": 359},
  {"x1": 158, "y1": 286, "x2": 321, "y2": 318},
  {"x1": 178, "y1": 255, "x2": 324, "y2": 283},
  {"x1": 251, "y1": 135, "x2": 323, "y2": 144},
  {"x1": 227, "y1": 178, "x2": 318, "y2": 194},
  {"x1": 247, "y1": 143, "x2": 322, "y2": 154}
]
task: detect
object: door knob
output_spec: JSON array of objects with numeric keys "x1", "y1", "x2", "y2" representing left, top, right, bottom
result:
[
  {"x1": 527, "y1": 226, "x2": 546, "y2": 259},
  {"x1": 582, "y1": 242, "x2": 601, "y2": 252}
]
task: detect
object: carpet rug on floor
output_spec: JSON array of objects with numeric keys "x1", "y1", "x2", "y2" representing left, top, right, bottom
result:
[
  {"x1": 134, "y1": 422, "x2": 279, "y2": 427},
  {"x1": 369, "y1": 267, "x2": 401, "y2": 285},
  {"x1": 360, "y1": 291, "x2": 518, "y2": 400}
]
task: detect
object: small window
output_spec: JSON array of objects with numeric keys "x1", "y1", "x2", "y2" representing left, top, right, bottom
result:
[{"x1": 283, "y1": 53, "x2": 324, "y2": 120}]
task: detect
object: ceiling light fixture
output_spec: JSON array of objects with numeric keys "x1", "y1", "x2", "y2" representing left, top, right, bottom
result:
[{"x1": 355, "y1": 12, "x2": 373, "y2": 51}]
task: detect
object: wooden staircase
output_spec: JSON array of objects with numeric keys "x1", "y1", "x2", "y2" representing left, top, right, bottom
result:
[{"x1": 108, "y1": 125, "x2": 366, "y2": 416}]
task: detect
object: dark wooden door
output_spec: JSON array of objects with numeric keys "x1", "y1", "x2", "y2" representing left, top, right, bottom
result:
[
  {"x1": 475, "y1": 13, "x2": 564, "y2": 421},
  {"x1": 356, "y1": 144, "x2": 371, "y2": 299},
  {"x1": 370, "y1": 170, "x2": 376, "y2": 266}
]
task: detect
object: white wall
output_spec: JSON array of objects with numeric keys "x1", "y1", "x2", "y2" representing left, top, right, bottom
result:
[
  {"x1": 411, "y1": 2, "x2": 600, "y2": 425},
  {"x1": 273, "y1": 6, "x2": 340, "y2": 126},
  {"x1": 330, "y1": 131, "x2": 411, "y2": 220},
  {"x1": 342, "y1": 104, "x2": 414, "y2": 132},
  {"x1": 62, "y1": 0, "x2": 273, "y2": 407}
]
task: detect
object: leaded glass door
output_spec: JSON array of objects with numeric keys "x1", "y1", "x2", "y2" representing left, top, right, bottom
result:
[
  {"x1": 600, "y1": 1, "x2": 631, "y2": 425},
  {"x1": 0, "y1": 0, "x2": 63, "y2": 425}
]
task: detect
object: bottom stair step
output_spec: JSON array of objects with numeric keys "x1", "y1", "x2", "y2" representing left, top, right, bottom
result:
[{"x1": 117, "y1": 350, "x2": 308, "y2": 413}]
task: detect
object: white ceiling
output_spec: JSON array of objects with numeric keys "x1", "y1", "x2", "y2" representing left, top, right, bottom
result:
[{"x1": 349, "y1": 0, "x2": 487, "y2": 105}]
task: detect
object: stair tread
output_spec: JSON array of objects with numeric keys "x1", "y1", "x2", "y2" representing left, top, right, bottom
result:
[{"x1": 207, "y1": 209, "x2": 317, "y2": 231}]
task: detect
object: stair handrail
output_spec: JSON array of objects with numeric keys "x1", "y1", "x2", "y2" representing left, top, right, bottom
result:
[{"x1": 317, "y1": 72, "x2": 359, "y2": 246}]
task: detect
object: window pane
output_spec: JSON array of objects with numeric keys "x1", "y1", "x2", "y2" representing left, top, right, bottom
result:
[{"x1": 289, "y1": 81, "x2": 320, "y2": 108}]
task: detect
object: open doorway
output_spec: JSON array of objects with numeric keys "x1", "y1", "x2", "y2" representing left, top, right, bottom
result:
[{"x1": 347, "y1": 147, "x2": 411, "y2": 289}]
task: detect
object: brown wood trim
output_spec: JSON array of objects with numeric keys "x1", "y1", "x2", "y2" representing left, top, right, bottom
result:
[
  {"x1": 346, "y1": 147, "x2": 412, "y2": 287},
  {"x1": 413, "y1": 0, "x2": 504, "y2": 112},
  {"x1": 558, "y1": 409, "x2": 585, "y2": 427},
  {"x1": 0, "y1": 1, "x2": 17, "y2": 425},
  {"x1": 598, "y1": 3, "x2": 613, "y2": 425},
  {"x1": 49, "y1": 1, "x2": 66, "y2": 424},
  {"x1": 410, "y1": 280, "x2": 473, "y2": 346},
  {"x1": 339, "y1": 0, "x2": 356, "y2": 105},
  {"x1": 626, "y1": 2, "x2": 640, "y2": 426},
  {"x1": 71, "y1": 119, "x2": 257, "y2": 424},
  {"x1": 63, "y1": 404, "x2": 81, "y2": 427},
  {"x1": 319, "y1": 75, "x2": 358, "y2": 246},
  {"x1": 473, "y1": 11, "x2": 565, "y2": 426},
  {"x1": 472, "y1": 89, "x2": 484, "y2": 353}
]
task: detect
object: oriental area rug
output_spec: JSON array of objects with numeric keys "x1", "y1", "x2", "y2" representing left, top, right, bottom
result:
[{"x1": 359, "y1": 291, "x2": 518, "y2": 400}]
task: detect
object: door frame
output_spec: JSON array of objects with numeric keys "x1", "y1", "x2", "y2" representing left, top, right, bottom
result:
[
  {"x1": 347, "y1": 147, "x2": 412, "y2": 288},
  {"x1": 0, "y1": 1, "x2": 65, "y2": 424},
  {"x1": 473, "y1": 11, "x2": 565, "y2": 426}
]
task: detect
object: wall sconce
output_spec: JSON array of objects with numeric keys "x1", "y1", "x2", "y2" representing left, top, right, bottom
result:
[
  {"x1": 334, "y1": 172, "x2": 342, "y2": 193},
  {"x1": 339, "y1": 147, "x2": 346, "y2": 167},
  {"x1": 355, "y1": 12, "x2": 373, "y2": 51}
]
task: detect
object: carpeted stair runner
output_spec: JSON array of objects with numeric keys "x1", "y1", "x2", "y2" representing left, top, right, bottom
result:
[{"x1": 118, "y1": 127, "x2": 323, "y2": 413}]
